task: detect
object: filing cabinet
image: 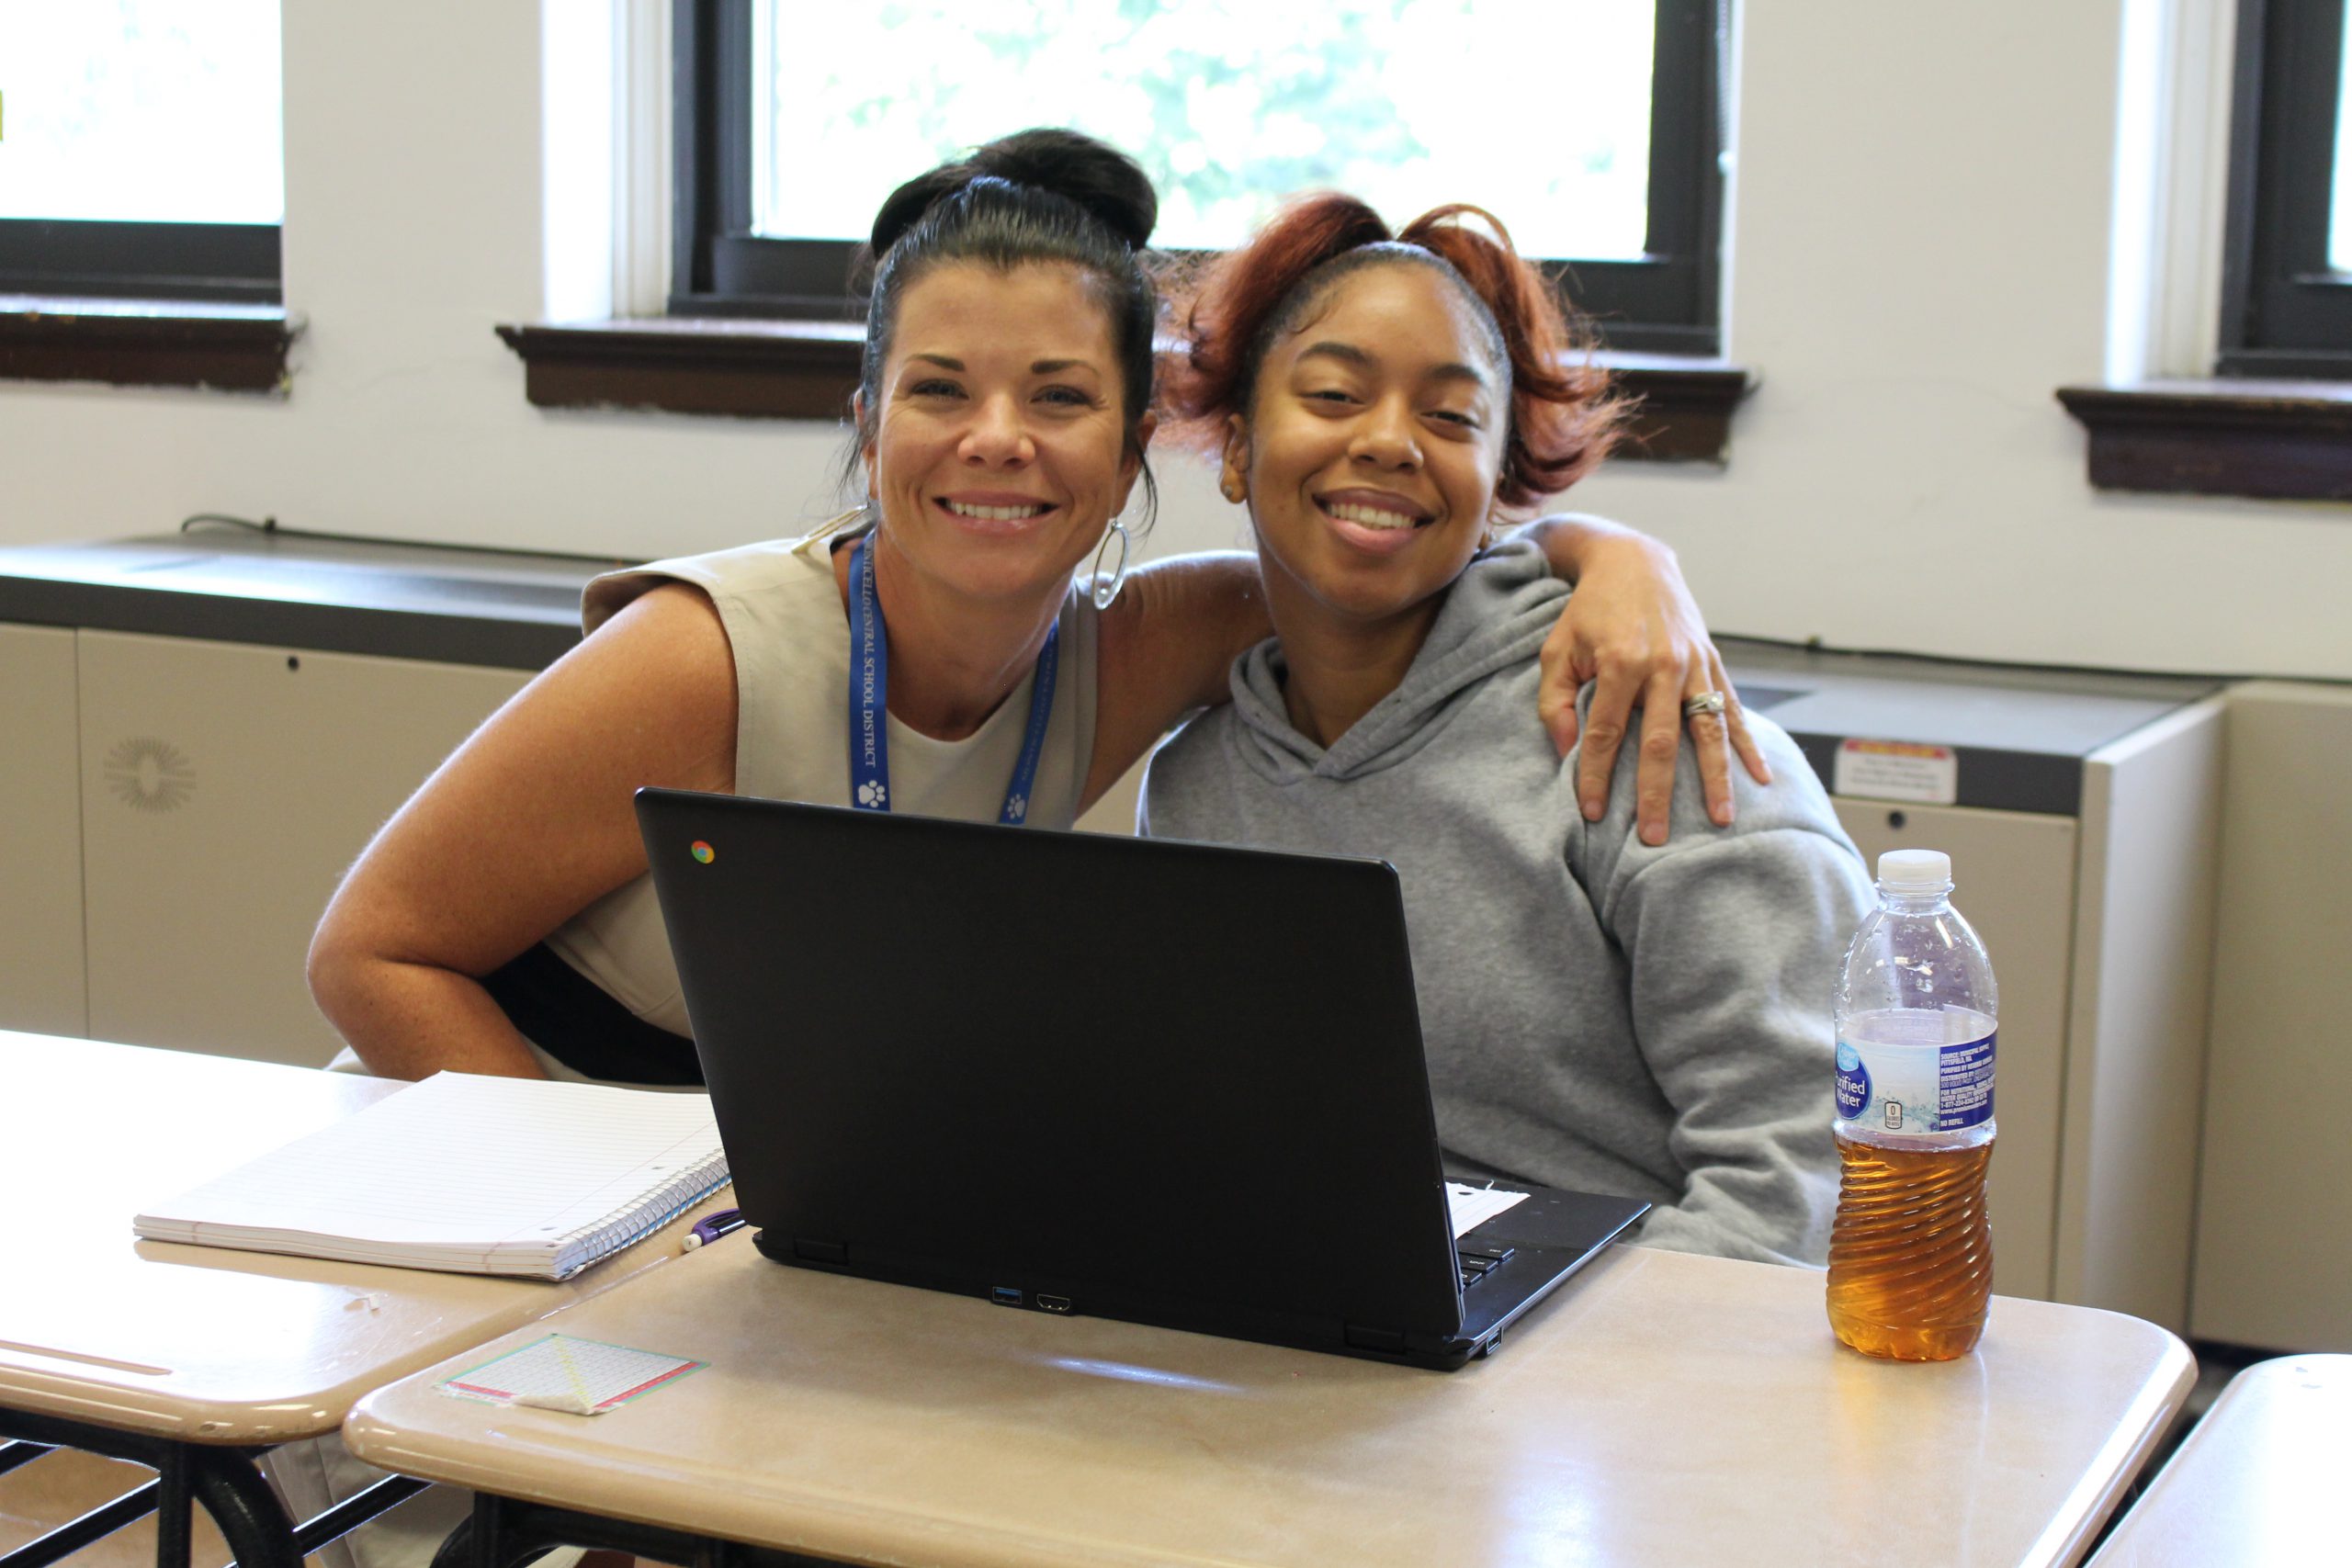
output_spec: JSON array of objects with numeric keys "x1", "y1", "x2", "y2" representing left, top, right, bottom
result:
[
  {"x1": 0, "y1": 623, "x2": 88, "y2": 1037},
  {"x1": 0, "y1": 533, "x2": 595, "y2": 1067},
  {"x1": 72, "y1": 630, "x2": 526, "y2": 1066},
  {"x1": 1727, "y1": 641, "x2": 2226, "y2": 1331},
  {"x1": 2189, "y1": 682, "x2": 2352, "y2": 1352}
]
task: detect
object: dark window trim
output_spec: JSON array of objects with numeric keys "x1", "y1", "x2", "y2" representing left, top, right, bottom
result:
[
  {"x1": 2219, "y1": 0, "x2": 2352, "y2": 377},
  {"x1": 2055, "y1": 380, "x2": 2352, "y2": 502},
  {"x1": 494, "y1": 316, "x2": 1751, "y2": 460},
  {"x1": 666, "y1": 0, "x2": 1724, "y2": 354},
  {"x1": 0, "y1": 297, "x2": 298, "y2": 393},
  {"x1": 2057, "y1": 0, "x2": 2352, "y2": 501},
  {"x1": 0, "y1": 220, "x2": 281, "y2": 306}
]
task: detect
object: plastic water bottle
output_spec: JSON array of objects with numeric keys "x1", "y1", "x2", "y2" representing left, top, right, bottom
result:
[{"x1": 1826, "y1": 849, "x2": 1997, "y2": 1360}]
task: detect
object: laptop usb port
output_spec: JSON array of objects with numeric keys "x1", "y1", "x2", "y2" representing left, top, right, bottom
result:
[
  {"x1": 990, "y1": 1285, "x2": 1023, "y2": 1307},
  {"x1": 1036, "y1": 1293, "x2": 1072, "y2": 1314}
]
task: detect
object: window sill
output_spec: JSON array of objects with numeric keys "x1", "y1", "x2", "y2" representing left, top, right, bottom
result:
[
  {"x1": 0, "y1": 297, "x2": 299, "y2": 393},
  {"x1": 2055, "y1": 379, "x2": 2352, "y2": 502},
  {"x1": 494, "y1": 318, "x2": 1755, "y2": 462}
]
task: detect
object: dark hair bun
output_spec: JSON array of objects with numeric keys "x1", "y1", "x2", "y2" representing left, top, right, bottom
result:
[{"x1": 870, "y1": 127, "x2": 1157, "y2": 255}]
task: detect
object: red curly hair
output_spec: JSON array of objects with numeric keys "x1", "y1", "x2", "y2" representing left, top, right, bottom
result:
[{"x1": 1165, "y1": 194, "x2": 1625, "y2": 512}]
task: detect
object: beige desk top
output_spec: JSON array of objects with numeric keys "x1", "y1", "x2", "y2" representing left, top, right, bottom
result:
[
  {"x1": 0, "y1": 1032, "x2": 726, "y2": 1444},
  {"x1": 347, "y1": 1235, "x2": 2193, "y2": 1568},
  {"x1": 2088, "y1": 1354, "x2": 2350, "y2": 1566}
]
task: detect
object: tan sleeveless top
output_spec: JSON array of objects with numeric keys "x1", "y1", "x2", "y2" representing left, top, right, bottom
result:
[{"x1": 541, "y1": 513, "x2": 1102, "y2": 1037}]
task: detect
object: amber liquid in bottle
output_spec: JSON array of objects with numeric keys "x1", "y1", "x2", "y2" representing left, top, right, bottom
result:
[{"x1": 1826, "y1": 1131, "x2": 1995, "y2": 1361}]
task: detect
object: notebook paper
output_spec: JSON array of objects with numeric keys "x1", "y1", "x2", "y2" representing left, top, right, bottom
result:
[
  {"x1": 134, "y1": 1072, "x2": 729, "y2": 1280},
  {"x1": 1445, "y1": 1182, "x2": 1530, "y2": 1240}
]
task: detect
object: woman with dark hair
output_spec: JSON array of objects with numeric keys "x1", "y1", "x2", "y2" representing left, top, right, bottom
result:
[
  {"x1": 308, "y1": 131, "x2": 1758, "y2": 1088},
  {"x1": 1145, "y1": 196, "x2": 1876, "y2": 1266}
]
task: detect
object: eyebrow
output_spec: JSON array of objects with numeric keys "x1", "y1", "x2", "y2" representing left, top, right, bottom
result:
[
  {"x1": 1297, "y1": 341, "x2": 1491, "y2": 387},
  {"x1": 905, "y1": 354, "x2": 1102, "y2": 376}
]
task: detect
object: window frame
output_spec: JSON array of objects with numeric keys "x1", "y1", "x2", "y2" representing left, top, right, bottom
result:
[
  {"x1": 0, "y1": 219, "x2": 280, "y2": 304},
  {"x1": 2218, "y1": 0, "x2": 2352, "y2": 377},
  {"x1": 667, "y1": 0, "x2": 1725, "y2": 354}
]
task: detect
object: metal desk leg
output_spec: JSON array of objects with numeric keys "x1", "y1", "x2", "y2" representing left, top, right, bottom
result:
[
  {"x1": 154, "y1": 1446, "x2": 192, "y2": 1568},
  {"x1": 188, "y1": 1446, "x2": 300, "y2": 1568},
  {"x1": 0, "y1": 1406, "x2": 425, "y2": 1568}
]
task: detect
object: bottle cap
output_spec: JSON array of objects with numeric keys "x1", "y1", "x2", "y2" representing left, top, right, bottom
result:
[{"x1": 1877, "y1": 848, "x2": 1952, "y2": 891}]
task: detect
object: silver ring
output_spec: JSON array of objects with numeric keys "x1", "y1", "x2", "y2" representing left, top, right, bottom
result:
[{"x1": 1683, "y1": 691, "x2": 1727, "y2": 719}]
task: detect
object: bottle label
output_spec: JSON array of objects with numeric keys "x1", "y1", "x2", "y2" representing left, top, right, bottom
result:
[{"x1": 1835, "y1": 1031, "x2": 1995, "y2": 1134}]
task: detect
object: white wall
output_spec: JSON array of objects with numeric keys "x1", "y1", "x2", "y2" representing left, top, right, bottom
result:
[{"x1": 3, "y1": 0, "x2": 2348, "y2": 680}]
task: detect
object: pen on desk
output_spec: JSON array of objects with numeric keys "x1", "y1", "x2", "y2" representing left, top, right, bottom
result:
[{"x1": 684, "y1": 1209, "x2": 745, "y2": 1249}]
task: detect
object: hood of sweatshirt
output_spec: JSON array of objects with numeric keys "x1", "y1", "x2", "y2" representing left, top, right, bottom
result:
[{"x1": 1226, "y1": 537, "x2": 1569, "y2": 784}]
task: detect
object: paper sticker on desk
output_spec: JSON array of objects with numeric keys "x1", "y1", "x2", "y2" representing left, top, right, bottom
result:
[
  {"x1": 436, "y1": 1334, "x2": 702, "y2": 1416},
  {"x1": 1832, "y1": 739, "x2": 1958, "y2": 806}
]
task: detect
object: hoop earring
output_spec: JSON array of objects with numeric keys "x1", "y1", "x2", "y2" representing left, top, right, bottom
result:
[{"x1": 1091, "y1": 519, "x2": 1132, "y2": 611}]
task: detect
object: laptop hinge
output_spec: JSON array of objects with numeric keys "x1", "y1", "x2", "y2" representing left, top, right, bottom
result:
[
  {"x1": 1342, "y1": 1324, "x2": 1408, "y2": 1355},
  {"x1": 792, "y1": 1238, "x2": 849, "y2": 1264}
]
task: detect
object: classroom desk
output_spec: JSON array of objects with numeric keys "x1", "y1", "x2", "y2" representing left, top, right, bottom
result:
[
  {"x1": 0, "y1": 1032, "x2": 726, "y2": 1568},
  {"x1": 2086, "y1": 1354, "x2": 2351, "y2": 1566},
  {"x1": 346, "y1": 1234, "x2": 2194, "y2": 1568}
]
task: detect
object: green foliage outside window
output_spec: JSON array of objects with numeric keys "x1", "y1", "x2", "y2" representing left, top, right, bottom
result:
[{"x1": 755, "y1": 0, "x2": 1653, "y2": 260}]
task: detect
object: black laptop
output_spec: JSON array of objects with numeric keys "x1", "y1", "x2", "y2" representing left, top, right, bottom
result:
[{"x1": 637, "y1": 789, "x2": 1648, "y2": 1370}]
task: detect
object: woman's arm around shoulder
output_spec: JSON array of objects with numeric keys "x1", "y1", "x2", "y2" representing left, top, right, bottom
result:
[{"x1": 307, "y1": 582, "x2": 739, "y2": 1080}]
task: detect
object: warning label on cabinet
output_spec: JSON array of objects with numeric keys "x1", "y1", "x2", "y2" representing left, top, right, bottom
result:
[{"x1": 1832, "y1": 739, "x2": 1958, "y2": 806}]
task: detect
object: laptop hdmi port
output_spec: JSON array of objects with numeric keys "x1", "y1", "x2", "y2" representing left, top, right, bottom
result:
[{"x1": 1036, "y1": 1293, "x2": 1072, "y2": 1314}]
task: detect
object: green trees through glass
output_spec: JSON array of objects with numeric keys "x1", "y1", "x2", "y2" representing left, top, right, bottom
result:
[{"x1": 754, "y1": 0, "x2": 1654, "y2": 260}]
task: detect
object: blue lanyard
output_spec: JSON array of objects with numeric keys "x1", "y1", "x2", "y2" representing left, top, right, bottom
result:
[{"x1": 845, "y1": 534, "x2": 1059, "y2": 826}]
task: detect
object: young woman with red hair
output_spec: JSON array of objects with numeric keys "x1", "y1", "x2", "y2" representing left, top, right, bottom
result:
[{"x1": 1144, "y1": 197, "x2": 1877, "y2": 1266}]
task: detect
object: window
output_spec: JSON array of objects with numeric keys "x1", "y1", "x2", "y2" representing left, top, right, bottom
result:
[
  {"x1": 2054, "y1": 0, "x2": 2352, "y2": 498},
  {"x1": 2219, "y1": 0, "x2": 2352, "y2": 376},
  {"x1": 0, "y1": 4, "x2": 284, "y2": 302},
  {"x1": 671, "y1": 0, "x2": 1725, "y2": 354}
]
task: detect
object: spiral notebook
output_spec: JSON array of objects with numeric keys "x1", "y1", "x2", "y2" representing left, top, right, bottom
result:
[{"x1": 133, "y1": 1072, "x2": 729, "y2": 1280}]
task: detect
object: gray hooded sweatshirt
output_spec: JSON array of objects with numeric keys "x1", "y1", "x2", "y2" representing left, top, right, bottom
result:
[{"x1": 1141, "y1": 538, "x2": 1875, "y2": 1267}]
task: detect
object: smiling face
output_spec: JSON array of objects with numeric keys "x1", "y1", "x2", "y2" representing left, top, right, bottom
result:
[
  {"x1": 1225, "y1": 261, "x2": 1508, "y2": 635},
  {"x1": 863, "y1": 261, "x2": 1150, "y2": 611}
]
